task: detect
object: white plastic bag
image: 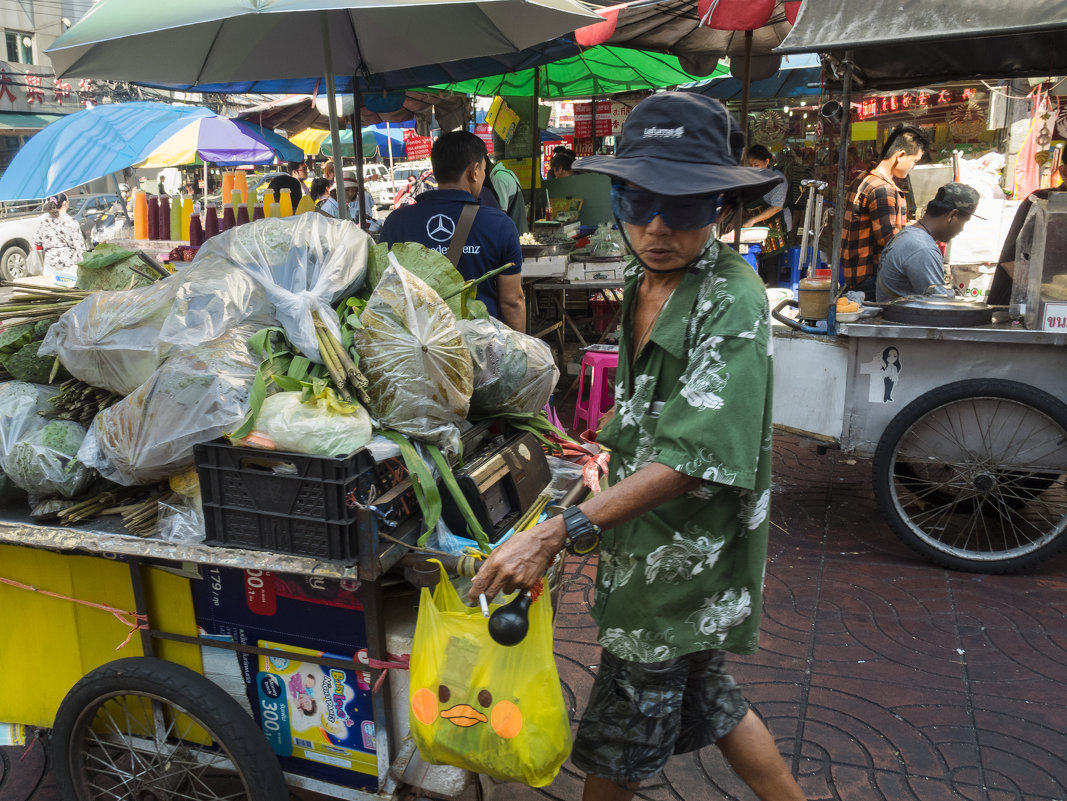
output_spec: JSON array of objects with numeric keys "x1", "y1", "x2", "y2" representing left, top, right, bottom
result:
[
  {"x1": 458, "y1": 318, "x2": 559, "y2": 415},
  {"x1": 159, "y1": 215, "x2": 370, "y2": 363},
  {"x1": 352, "y1": 260, "x2": 472, "y2": 454},
  {"x1": 255, "y1": 391, "x2": 373, "y2": 457},
  {"x1": 40, "y1": 280, "x2": 178, "y2": 395},
  {"x1": 79, "y1": 325, "x2": 259, "y2": 486}
]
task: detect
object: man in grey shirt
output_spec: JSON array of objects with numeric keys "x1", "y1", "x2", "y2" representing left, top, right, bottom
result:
[{"x1": 876, "y1": 182, "x2": 982, "y2": 301}]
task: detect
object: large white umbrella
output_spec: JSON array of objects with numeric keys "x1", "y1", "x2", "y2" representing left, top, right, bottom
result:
[{"x1": 47, "y1": 0, "x2": 598, "y2": 221}]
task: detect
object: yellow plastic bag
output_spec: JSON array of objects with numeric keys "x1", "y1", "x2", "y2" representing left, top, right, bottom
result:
[{"x1": 409, "y1": 563, "x2": 571, "y2": 787}]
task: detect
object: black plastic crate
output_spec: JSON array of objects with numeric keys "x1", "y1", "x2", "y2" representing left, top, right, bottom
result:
[{"x1": 194, "y1": 440, "x2": 416, "y2": 561}]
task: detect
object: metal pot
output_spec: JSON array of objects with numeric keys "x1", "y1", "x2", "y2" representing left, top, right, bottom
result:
[{"x1": 882, "y1": 295, "x2": 993, "y2": 327}]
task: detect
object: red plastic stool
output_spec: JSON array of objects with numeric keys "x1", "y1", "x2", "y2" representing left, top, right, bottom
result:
[{"x1": 572, "y1": 350, "x2": 619, "y2": 434}]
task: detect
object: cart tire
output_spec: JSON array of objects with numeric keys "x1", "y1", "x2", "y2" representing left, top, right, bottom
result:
[
  {"x1": 51, "y1": 657, "x2": 288, "y2": 801},
  {"x1": 873, "y1": 379, "x2": 1067, "y2": 573}
]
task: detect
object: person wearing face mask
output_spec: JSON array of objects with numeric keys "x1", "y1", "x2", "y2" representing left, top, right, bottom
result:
[
  {"x1": 469, "y1": 93, "x2": 806, "y2": 801},
  {"x1": 840, "y1": 123, "x2": 930, "y2": 299}
]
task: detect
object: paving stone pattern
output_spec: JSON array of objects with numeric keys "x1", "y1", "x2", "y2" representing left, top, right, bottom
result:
[{"x1": 2, "y1": 435, "x2": 1065, "y2": 801}]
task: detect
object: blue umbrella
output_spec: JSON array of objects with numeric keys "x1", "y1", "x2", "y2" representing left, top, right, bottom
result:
[{"x1": 0, "y1": 102, "x2": 214, "y2": 201}]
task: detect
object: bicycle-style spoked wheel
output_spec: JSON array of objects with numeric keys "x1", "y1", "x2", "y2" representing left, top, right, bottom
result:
[
  {"x1": 52, "y1": 658, "x2": 287, "y2": 801},
  {"x1": 873, "y1": 379, "x2": 1067, "y2": 573}
]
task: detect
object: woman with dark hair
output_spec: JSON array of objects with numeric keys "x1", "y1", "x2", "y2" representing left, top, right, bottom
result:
[
  {"x1": 33, "y1": 193, "x2": 86, "y2": 282},
  {"x1": 309, "y1": 177, "x2": 331, "y2": 206}
]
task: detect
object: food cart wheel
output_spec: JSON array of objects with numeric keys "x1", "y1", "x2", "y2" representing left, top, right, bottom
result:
[
  {"x1": 873, "y1": 379, "x2": 1067, "y2": 574},
  {"x1": 51, "y1": 657, "x2": 288, "y2": 801}
]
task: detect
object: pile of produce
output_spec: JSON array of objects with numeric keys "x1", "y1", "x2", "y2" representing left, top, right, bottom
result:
[{"x1": 0, "y1": 214, "x2": 563, "y2": 546}]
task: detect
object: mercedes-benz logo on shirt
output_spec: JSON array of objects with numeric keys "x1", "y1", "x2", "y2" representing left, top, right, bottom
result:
[{"x1": 427, "y1": 214, "x2": 455, "y2": 242}]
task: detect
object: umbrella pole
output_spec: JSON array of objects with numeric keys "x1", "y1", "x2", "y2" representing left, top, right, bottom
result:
[
  {"x1": 351, "y1": 79, "x2": 368, "y2": 229},
  {"x1": 829, "y1": 49, "x2": 854, "y2": 297},
  {"x1": 740, "y1": 29, "x2": 753, "y2": 156},
  {"x1": 530, "y1": 67, "x2": 541, "y2": 228},
  {"x1": 321, "y1": 11, "x2": 349, "y2": 221}
]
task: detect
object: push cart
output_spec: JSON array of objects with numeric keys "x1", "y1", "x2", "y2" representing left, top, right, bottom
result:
[
  {"x1": 767, "y1": 2, "x2": 1067, "y2": 574},
  {"x1": 0, "y1": 424, "x2": 578, "y2": 801}
]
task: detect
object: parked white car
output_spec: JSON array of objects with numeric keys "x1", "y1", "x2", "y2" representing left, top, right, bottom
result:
[{"x1": 0, "y1": 201, "x2": 45, "y2": 281}]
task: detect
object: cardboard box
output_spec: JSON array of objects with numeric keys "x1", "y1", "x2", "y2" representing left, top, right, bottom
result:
[
  {"x1": 565, "y1": 259, "x2": 625, "y2": 282},
  {"x1": 191, "y1": 566, "x2": 379, "y2": 791}
]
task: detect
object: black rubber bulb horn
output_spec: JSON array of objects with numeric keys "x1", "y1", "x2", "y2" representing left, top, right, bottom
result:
[{"x1": 488, "y1": 591, "x2": 533, "y2": 646}]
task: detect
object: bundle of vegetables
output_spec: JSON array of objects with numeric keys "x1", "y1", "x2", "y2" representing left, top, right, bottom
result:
[
  {"x1": 79, "y1": 324, "x2": 259, "y2": 486},
  {"x1": 252, "y1": 383, "x2": 373, "y2": 457},
  {"x1": 45, "y1": 379, "x2": 123, "y2": 425},
  {"x1": 0, "y1": 381, "x2": 52, "y2": 499},
  {"x1": 157, "y1": 215, "x2": 369, "y2": 363},
  {"x1": 352, "y1": 259, "x2": 473, "y2": 455},
  {"x1": 40, "y1": 279, "x2": 179, "y2": 395},
  {"x1": 0, "y1": 282, "x2": 90, "y2": 327},
  {"x1": 77, "y1": 242, "x2": 168, "y2": 291},
  {"x1": 458, "y1": 317, "x2": 559, "y2": 416},
  {"x1": 1, "y1": 314, "x2": 70, "y2": 385},
  {"x1": 3, "y1": 418, "x2": 95, "y2": 499}
]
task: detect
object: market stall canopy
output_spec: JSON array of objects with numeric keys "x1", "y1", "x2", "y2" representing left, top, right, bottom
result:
[
  {"x1": 427, "y1": 44, "x2": 727, "y2": 97},
  {"x1": 136, "y1": 117, "x2": 304, "y2": 168},
  {"x1": 0, "y1": 102, "x2": 214, "y2": 200},
  {"x1": 775, "y1": 0, "x2": 1067, "y2": 90},
  {"x1": 575, "y1": 0, "x2": 795, "y2": 78},
  {"x1": 236, "y1": 91, "x2": 468, "y2": 131},
  {"x1": 685, "y1": 52, "x2": 819, "y2": 100},
  {"x1": 45, "y1": 0, "x2": 599, "y2": 85}
]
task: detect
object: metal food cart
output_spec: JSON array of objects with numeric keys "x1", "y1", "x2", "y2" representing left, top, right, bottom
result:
[{"x1": 766, "y1": 0, "x2": 1067, "y2": 574}]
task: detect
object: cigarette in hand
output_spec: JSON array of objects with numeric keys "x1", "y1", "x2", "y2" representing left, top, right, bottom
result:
[{"x1": 479, "y1": 593, "x2": 490, "y2": 617}]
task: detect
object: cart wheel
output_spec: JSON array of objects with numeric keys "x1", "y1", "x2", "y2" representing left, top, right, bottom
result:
[
  {"x1": 51, "y1": 657, "x2": 288, "y2": 801},
  {"x1": 873, "y1": 379, "x2": 1067, "y2": 573}
]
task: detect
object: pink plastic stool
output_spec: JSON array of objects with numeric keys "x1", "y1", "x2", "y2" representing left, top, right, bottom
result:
[{"x1": 572, "y1": 350, "x2": 619, "y2": 434}]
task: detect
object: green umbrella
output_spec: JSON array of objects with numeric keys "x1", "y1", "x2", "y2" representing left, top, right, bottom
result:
[
  {"x1": 427, "y1": 45, "x2": 727, "y2": 97},
  {"x1": 319, "y1": 128, "x2": 380, "y2": 159}
]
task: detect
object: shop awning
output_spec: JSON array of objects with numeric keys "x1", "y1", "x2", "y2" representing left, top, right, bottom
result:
[
  {"x1": 776, "y1": 0, "x2": 1067, "y2": 89},
  {"x1": 0, "y1": 112, "x2": 65, "y2": 135}
]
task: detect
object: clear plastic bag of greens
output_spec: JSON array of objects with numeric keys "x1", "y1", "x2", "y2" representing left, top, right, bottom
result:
[
  {"x1": 40, "y1": 279, "x2": 179, "y2": 395},
  {"x1": 458, "y1": 318, "x2": 559, "y2": 415},
  {"x1": 79, "y1": 325, "x2": 259, "y2": 486},
  {"x1": 2, "y1": 417, "x2": 94, "y2": 499},
  {"x1": 352, "y1": 260, "x2": 472, "y2": 455},
  {"x1": 159, "y1": 215, "x2": 370, "y2": 363},
  {"x1": 0, "y1": 381, "x2": 53, "y2": 499}
]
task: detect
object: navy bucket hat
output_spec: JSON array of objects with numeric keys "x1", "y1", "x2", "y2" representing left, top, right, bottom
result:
[{"x1": 573, "y1": 93, "x2": 783, "y2": 200}]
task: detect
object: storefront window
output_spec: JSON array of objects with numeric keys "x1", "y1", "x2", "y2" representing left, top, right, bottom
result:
[{"x1": 5, "y1": 31, "x2": 34, "y2": 65}]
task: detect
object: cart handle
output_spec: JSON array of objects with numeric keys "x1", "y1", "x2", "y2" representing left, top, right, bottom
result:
[{"x1": 771, "y1": 297, "x2": 832, "y2": 334}]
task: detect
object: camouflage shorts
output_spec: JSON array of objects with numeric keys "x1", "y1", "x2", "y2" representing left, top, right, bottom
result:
[{"x1": 571, "y1": 648, "x2": 748, "y2": 785}]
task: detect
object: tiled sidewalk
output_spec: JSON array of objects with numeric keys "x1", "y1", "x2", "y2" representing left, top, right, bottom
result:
[{"x1": 2, "y1": 436, "x2": 1065, "y2": 801}]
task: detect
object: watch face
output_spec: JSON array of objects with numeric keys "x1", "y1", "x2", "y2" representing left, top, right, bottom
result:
[{"x1": 570, "y1": 530, "x2": 599, "y2": 555}]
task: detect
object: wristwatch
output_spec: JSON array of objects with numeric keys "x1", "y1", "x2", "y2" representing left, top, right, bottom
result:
[{"x1": 562, "y1": 506, "x2": 601, "y2": 555}]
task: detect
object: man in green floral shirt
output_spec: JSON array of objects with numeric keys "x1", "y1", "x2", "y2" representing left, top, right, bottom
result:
[{"x1": 470, "y1": 93, "x2": 806, "y2": 801}]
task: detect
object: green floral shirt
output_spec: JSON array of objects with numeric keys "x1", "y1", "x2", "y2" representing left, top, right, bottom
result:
[{"x1": 595, "y1": 241, "x2": 774, "y2": 662}]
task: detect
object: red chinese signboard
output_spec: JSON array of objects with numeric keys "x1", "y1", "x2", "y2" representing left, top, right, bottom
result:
[
  {"x1": 402, "y1": 129, "x2": 433, "y2": 160},
  {"x1": 855, "y1": 88, "x2": 978, "y2": 121},
  {"x1": 573, "y1": 100, "x2": 630, "y2": 137},
  {"x1": 474, "y1": 122, "x2": 493, "y2": 150}
]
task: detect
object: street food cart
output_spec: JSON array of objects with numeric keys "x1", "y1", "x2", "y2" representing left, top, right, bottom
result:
[{"x1": 767, "y1": 0, "x2": 1067, "y2": 574}]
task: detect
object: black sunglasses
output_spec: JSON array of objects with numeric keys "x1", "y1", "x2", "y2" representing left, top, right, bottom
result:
[{"x1": 611, "y1": 184, "x2": 723, "y2": 230}]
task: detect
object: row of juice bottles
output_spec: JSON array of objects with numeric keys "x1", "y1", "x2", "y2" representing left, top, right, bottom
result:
[{"x1": 131, "y1": 171, "x2": 317, "y2": 246}]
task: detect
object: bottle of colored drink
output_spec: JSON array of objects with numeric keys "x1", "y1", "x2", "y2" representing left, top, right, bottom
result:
[
  {"x1": 147, "y1": 195, "x2": 160, "y2": 240},
  {"x1": 236, "y1": 203, "x2": 250, "y2": 226},
  {"x1": 253, "y1": 204, "x2": 265, "y2": 221},
  {"x1": 204, "y1": 205, "x2": 220, "y2": 240},
  {"x1": 234, "y1": 170, "x2": 248, "y2": 205},
  {"x1": 221, "y1": 203, "x2": 235, "y2": 232},
  {"x1": 278, "y1": 188, "x2": 293, "y2": 217},
  {"x1": 170, "y1": 195, "x2": 182, "y2": 240},
  {"x1": 189, "y1": 213, "x2": 204, "y2": 247},
  {"x1": 133, "y1": 190, "x2": 149, "y2": 239},
  {"x1": 263, "y1": 189, "x2": 276, "y2": 218},
  {"x1": 159, "y1": 195, "x2": 171, "y2": 240},
  {"x1": 181, "y1": 198, "x2": 193, "y2": 241}
]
